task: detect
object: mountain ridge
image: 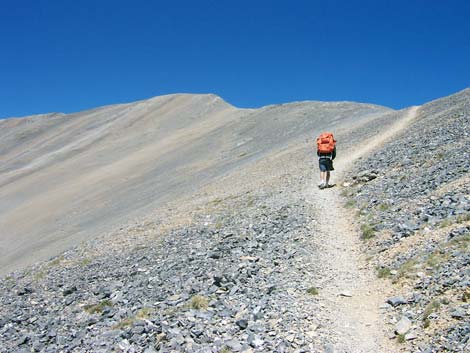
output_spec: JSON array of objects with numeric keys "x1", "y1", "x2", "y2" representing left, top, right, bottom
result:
[{"x1": 0, "y1": 92, "x2": 397, "y2": 122}]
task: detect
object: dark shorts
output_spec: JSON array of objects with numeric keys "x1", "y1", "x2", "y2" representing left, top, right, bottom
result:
[{"x1": 319, "y1": 158, "x2": 334, "y2": 172}]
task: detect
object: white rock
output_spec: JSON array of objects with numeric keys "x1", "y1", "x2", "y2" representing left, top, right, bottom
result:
[
  {"x1": 395, "y1": 316, "x2": 412, "y2": 335},
  {"x1": 339, "y1": 290, "x2": 353, "y2": 297}
]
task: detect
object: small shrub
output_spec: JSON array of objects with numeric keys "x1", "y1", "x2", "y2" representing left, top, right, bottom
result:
[
  {"x1": 211, "y1": 198, "x2": 223, "y2": 205},
  {"x1": 377, "y1": 267, "x2": 392, "y2": 279},
  {"x1": 378, "y1": 203, "x2": 390, "y2": 211},
  {"x1": 397, "y1": 258, "x2": 419, "y2": 279},
  {"x1": 114, "y1": 307, "x2": 153, "y2": 329},
  {"x1": 84, "y1": 300, "x2": 113, "y2": 314},
  {"x1": 397, "y1": 334, "x2": 406, "y2": 343},
  {"x1": 114, "y1": 318, "x2": 134, "y2": 329},
  {"x1": 422, "y1": 300, "x2": 441, "y2": 326},
  {"x1": 49, "y1": 256, "x2": 64, "y2": 267},
  {"x1": 450, "y1": 234, "x2": 470, "y2": 252},
  {"x1": 136, "y1": 307, "x2": 152, "y2": 319},
  {"x1": 438, "y1": 213, "x2": 470, "y2": 229},
  {"x1": 439, "y1": 218, "x2": 454, "y2": 228},
  {"x1": 462, "y1": 289, "x2": 470, "y2": 302},
  {"x1": 190, "y1": 295, "x2": 209, "y2": 310},
  {"x1": 80, "y1": 258, "x2": 91, "y2": 266},
  {"x1": 456, "y1": 213, "x2": 470, "y2": 223},
  {"x1": 425, "y1": 252, "x2": 445, "y2": 269},
  {"x1": 220, "y1": 347, "x2": 232, "y2": 353},
  {"x1": 307, "y1": 287, "x2": 319, "y2": 296},
  {"x1": 360, "y1": 223, "x2": 376, "y2": 239},
  {"x1": 344, "y1": 199, "x2": 356, "y2": 209},
  {"x1": 33, "y1": 271, "x2": 46, "y2": 281}
]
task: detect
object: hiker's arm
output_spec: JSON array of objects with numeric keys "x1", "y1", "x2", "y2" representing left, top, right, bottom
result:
[{"x1": 332, "y1": 147, "x2": 336, "y2": 160}]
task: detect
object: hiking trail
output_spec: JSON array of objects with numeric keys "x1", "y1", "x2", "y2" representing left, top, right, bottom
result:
[{"x1": 303, "y1": 106, "x2": 420, "y2": 353}]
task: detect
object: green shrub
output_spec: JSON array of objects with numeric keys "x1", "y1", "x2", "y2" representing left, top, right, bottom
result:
[
  {"x1": 378, "y1": 203, "x2": 390, "y2": 211},
  {"x1": 360, "y1": 223, "x2": 376, "y2": 239},
  {"x1": 307, "y1": 287, "x2": 319, "y2": 295},
  {"x1": 376, "y1": 267, "x2": 392, "y2": 279}
]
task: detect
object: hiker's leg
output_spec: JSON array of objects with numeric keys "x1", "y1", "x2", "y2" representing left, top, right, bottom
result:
[
  {"x1": 326, "y1": 171, "x2": 331, "y2": 185},
  {"x1": 320, "y1": 171, "x2": 326, "y2": 183}
]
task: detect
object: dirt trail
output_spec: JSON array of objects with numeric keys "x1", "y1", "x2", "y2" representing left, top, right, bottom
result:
[{"x1": 304, "y1": 106, "x2": 420, "y2": 352}]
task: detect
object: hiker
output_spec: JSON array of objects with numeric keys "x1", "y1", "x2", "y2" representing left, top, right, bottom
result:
[{"x1": 316, "y1": 132, "x2": 336, "y2": 189}]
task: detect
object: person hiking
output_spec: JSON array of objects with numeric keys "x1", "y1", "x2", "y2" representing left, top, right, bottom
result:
[{"x1": 316, "y1": 132, "x2": 336, "y2": 189}]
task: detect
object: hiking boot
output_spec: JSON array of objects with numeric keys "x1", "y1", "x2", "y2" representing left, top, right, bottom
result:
[{"x1": 318, "y1": 182, "x2": 326, "y2": 189}]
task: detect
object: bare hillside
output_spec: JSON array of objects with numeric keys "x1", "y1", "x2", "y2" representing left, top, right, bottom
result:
[{"x1": 0, "y1": 94, "x2": 391, "y2": 274}]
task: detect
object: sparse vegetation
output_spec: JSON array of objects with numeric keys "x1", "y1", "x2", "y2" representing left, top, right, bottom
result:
[
  {"x1": 456, "y1": 213, "x2": 470, "y2": 223},
  {"x1": 33, "y1": 271, "x2": 46, "y2": 281},
  {"x1": 211, "y1": 197, "x2": 223, "y2": 205},
  {"x1": 396, "y1": 258, "x2": 419, "y2": 280},
  {"x1": 80, "y1": 258, "x2": 92, "y2": 266},
  {"x1": 114, "y1": 318, "x2": 135, "y2": 329},
  {"x1": 425, "y1": 251, "x2": 447, "y2": 269},
  {"x1": 307, "y1": 287, "x2": 319, "y2": 295},
  {"x1": 376, "y1": 266, "x2": 392, "y2": 279},
  {"x1": 360, "y1": 223, "x2": 376, "y2": 239},
  {"x1": 344, "y1": 199, "x2": 356, "y2": 209},
  {"x1": 435, "y1": 151, "x2": 445, "y2": 160},
  {"x1": 220, "y1": 347, "x2": 232, "y2": 353},
  {"x1": 114, "y1": 307, "x2": 153, "y2": 329},
  {"x1": 189, "y1": 295, "x2": 209, "y2": 310},
  {"x1": 378, "y1": 203, "x2": 390, "y2": 211},
  {"x1": 462, "y1": 289, "x2": 470, "y2": 302},
  {"x1": 449, "y1": 234, "x2": 470, "y2": 252},
  {"x1": 439, "y1": 218, "x2": 454, "y2": 228},
  {"x1": 136, "y1": 307, "x2": 152, "y2": 319},
  {"x1": 397, "y1": 334, "x2": 406, "y2": 343},
  {"x1": 438, "y1": 213, "x2": 470, "y2": 229},
  {"x1": 49, "y1": 255, "x2": 64, "y2": 267},
  {"x1": 84, "y1": 300, "x2": 113, "y2": 314},
  {"x1": 422, "y1": 300, "x2": 441, "y2": 328}
]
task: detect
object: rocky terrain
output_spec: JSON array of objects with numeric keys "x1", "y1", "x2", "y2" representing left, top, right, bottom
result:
[
  {"x1": 0, "y1": 89, "x2": 469, "y2": 353},
  {"x1": 343, "y1": 88, "x2": 470, "y2": 352}
]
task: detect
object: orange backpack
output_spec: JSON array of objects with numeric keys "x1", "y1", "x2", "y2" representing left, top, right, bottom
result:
[{"x1": 316, "y1": 132, "x2": 336, "y2": 154}]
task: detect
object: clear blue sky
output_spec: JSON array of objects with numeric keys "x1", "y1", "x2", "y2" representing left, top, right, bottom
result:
[{"x1": 1, "y1": 0, "x2": 469, "y2": 118}]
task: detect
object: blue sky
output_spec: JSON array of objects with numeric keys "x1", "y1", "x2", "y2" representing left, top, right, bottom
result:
[{"x1": 1, "y1": 0, "x2": 469, "y2": 118}]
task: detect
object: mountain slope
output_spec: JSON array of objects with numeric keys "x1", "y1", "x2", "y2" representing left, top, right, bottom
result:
[
  {"x1": 343, "y1": 88, "x2": 470, "y2": 352},
  {"x1": 0, "y1": 94, "x2": 391, "y2": 274},
  {"x1": 2, "y1": 90, "x2": 468, "y2": 352}
]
